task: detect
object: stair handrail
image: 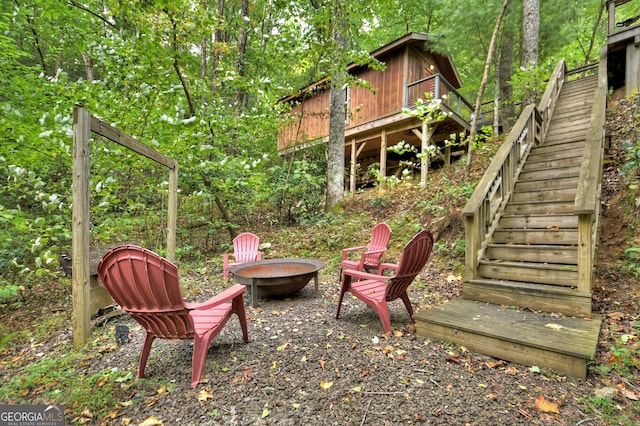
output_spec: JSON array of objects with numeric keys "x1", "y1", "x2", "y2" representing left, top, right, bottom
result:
[
  {"x1": 574, "y1": 46, "x2": 608, "y2": 295},
  {"x1": 537, "y1": 59, "x2": 566, "y2": 139},
  {"x1": 462, "y1": 104, "x2": 541, "y2": 279},
  {"x1": 462, "y1": 58, "x2": 566, "y2": 280}
]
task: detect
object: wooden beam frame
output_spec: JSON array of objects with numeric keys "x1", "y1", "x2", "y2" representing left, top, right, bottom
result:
[{"x1": 72, "y1": 106, "x2": 178, "y2": 348}]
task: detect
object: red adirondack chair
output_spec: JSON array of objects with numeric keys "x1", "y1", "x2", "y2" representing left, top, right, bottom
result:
[
  {"x1": 222, "y1": 232, "x2": 263, "y2": 280},
  {"x1": 335, "y1": 229, "x2": 434, "y2": 333},
  {"x1": 97, "y1": 245, "x2": 249, "y2": 388},
  {"x1": 340, "y1": 223, "x2": 391, "y2": 274}
]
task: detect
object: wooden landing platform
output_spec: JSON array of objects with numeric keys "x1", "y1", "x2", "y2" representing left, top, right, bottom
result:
[{"x1": 414, "y1": 297, "x2": 602, "y2": 379}]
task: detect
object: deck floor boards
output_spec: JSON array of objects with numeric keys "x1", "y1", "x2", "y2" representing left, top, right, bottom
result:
[{"x1": 415, "y1": 297, "x2": 602, "y2": 378}]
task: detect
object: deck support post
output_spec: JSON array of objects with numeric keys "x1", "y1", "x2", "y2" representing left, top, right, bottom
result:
[
  {"x1": 349, "y1": 138, "x2": 357, "y2": 193},
  {"x1": 380, "y1": 130, "x2": 387, "y2": 185},
  {"x1": 72, "y1": 107, "x2": 92, "y2": 349},
  {"x1": 577, "y1": 214, "x2": 594, "y2": 296}
]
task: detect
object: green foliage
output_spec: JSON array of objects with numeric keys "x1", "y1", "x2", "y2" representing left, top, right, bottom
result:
[
  {"x1": 267, "y1": 146, "x2": 327, "y2": 225},
  {"x1": 0, "y1": 344, "x2": 135, "y2": 421},
  {"x1": 624, "y1": 245, "x2": 640, "y2": 278},
  {"x1": 585, "y1": 396, "x2": 640, "y2": 426},
  {"x1": 509, "y1": 65, "x2": 549, "y2": 106}
]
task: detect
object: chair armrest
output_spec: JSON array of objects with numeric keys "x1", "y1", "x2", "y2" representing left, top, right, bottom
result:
[
  {"x1": 256, "y1": 252, "x2": 263, "y2": 261},
  {"x1": 222, "y1": 253, "x2": 235, "y2": 264},
  {"x1": 343, "y1": 268, "x2": 393, "y2": 282},
  {"x1": 186, "y1": 284, "x2": 246, "y2": 310},
  {"x1": 341, "y1": 245, "x2": 366, "y2": 261},
  {"x1": 376, "y1": 262, "x2": 399, "y2": 275}
]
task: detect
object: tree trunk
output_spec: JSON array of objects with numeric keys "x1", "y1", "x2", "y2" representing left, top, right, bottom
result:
[
  {"x1": 211, "y1": 0, "x2": 225, "y2": 90},
  {"x1": 235, "y1": 0, "x2": 249, "y2": 110},
  {"x1": 465, "y1": 0, "x2": 510, "y2": 179},
  {"x1": 325, "y1": 0, "x2": 348, "y2": 211},
  {"x1": 498, "y1": 21, "x2": 515, "y2": 133},
  {"x1": 521, "y1": 0, "x2": 539, "y2": 70}
]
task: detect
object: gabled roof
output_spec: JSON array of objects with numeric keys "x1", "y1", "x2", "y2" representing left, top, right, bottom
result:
[{"x1": 279, "y1": 32, "x2": 462, "y2": 103}]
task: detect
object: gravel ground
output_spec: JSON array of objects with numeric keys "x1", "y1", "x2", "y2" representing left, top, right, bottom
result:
[{"x1": 82, "y1": 267, "x2": 619, "y2": 426}]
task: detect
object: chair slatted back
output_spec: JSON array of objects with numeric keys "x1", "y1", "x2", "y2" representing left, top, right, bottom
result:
[
  {"x1": 233, "y1": 232, "x2": 261, "y2": 263},
  {"x1": 385, "y1": 230, "x2": 434, "y2": 301},
  {"x1": 363, "y1": 223, "x2": 391, "y2": 266},
  {"x1": 97, "y1": 245, "x2": 194, "y2": 339}
]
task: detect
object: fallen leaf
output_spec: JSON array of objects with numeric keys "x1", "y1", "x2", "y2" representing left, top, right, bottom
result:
[
  {"x1": 486, "y1": 360, "x2": 505, "y2": 369},
  {"x1": 319, "y1": 360, "x2": 325, "y2": 371},
  {"x1": 505, "y1": 366, "x2": 519, "y2": 375},
  {"x1": 261, "y1": 408, "x2": 271, "y2": 418},
  {"x1": 607, "y1": 312, "x2": 625, "y2": 321},
  {"x1": 445, "y1": 355, "x2": 461, "y2": 363},
  {"x1": 534, "y1": 395, "x2": 559, "y2": 414},
  {"x1": 320, "y1": 381, "x2": 333, "y2": 390},
  {"x1": 197, "y1": 389, "x2": 214, "y2": 402},
  {"x1": 277, "y1": 342, "x2": 291, "y2": 351},
  {"x1": 138, "y1": 416, "x2": 164, "y2": 426},
  {"x1": 545, "y1": 323, "x2": 563, "y2": 331}
]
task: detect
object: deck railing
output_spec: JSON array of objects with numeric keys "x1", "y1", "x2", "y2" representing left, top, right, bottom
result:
[
  {"x1": 406, "y1": 74, "x2": 475, "y2": 123},
  {"x1": 462, "y1": 58, "x2": 566, "y2": 280},
  {"x1": 575, "y1": 46, "x2": 608, "y2": 295}
]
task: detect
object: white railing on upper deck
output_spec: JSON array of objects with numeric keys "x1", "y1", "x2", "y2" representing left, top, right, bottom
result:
[{"x1": 405, "y1": 74, "x2": 475, "y2": 123}]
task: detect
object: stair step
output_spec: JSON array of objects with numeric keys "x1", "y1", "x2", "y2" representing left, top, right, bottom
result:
[
  {"x1": 550, "y1": 109, "x2": 592, "y2": 123},
  {"x1": 414, "y1": 297, "x2": 600, "y2": 378},
  {"x1": 478, "y1": 259, "x2": 578, "y2": 286},
  {"x1": 522, "y1": 156, "x2": 583, "y2": 171},
  {"x1": 532, "y1": 140, "x2": 585, "y2": 153},
  {"x1": 504, "y1": 200, "x2": 575, "y2": 215},
  {"x1": 462, "y1": 279, "x2": 592, "y2": 316},
  {"x1": 514, "y1": 176, "x2": 579, "y2": 191},
  {"x1": 496, "y1": 214, "x2": 578, "y2": 229},
  {"x1": 518, "y1": 166, "x2": 581, "y2": 181},
  {"x1": 526, "y1": 148, "x2": 584, "y2": 163},
  {"x1": 491, "y1": 228, "x2": 578, "y2": 245},
  {"x1": 485, "y1": 243, "x2": 578, "y2": 263},
  {"x1": 510, "y1": 187, "x2": 576, "y2": 203}
]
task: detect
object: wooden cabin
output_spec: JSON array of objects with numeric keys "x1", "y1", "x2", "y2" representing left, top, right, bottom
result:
[
  {"x1": 607, "y1": 0, "x2": 640, "y2": 97},
  {"x1": 277, "y1": 33, "x2": 473, "y2": 191}
]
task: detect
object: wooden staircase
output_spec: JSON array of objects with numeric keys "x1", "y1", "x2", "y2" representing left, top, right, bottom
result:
[
  {"x1": 415, "y1": 56, "x2": 607, "y2": 379},
  {"x1": 464, "y1": 75, "x2": 597, "y2": 318}
]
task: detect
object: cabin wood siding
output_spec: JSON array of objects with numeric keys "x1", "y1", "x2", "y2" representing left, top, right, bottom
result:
[
  {"x1": 279, "y1": 50, "x2": 420, "y2": 151},
  {"x1": 277, "y1": 33, "x2": 469, "y2": 160}
]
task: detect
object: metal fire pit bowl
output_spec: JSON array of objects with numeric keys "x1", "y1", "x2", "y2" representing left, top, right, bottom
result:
[{"x1": 229, "y1": 258, "x2": 325, "y2": 307}]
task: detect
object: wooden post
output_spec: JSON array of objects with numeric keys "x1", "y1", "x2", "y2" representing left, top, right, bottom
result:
[
  {"x1": 349, "y1": 139, "x2": 356, "y2": 193},
  {"x1": 380, "y1": 130, "x2": 387, "y2": 182},
  {"x1": 72, "y1": 107, "x2": 92, "y2": 349},
  {"x1": 420, "y1": 120, "x2": 428, "y2": 186},
  {"x1": 167, "y1": 164, "x2": 178, "y2": 262},
  {"x1": 577, "y1": 214, "x2": 593, "y2": 295}
]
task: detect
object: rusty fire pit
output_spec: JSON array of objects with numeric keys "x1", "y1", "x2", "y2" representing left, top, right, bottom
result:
[{"x1": 228, "y1": 258, "x2": 325, "y2": 307}]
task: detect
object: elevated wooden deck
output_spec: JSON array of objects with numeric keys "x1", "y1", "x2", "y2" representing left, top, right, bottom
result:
[{"x1": 416, "y1": 68, "x2": 605, "y2": 378}]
